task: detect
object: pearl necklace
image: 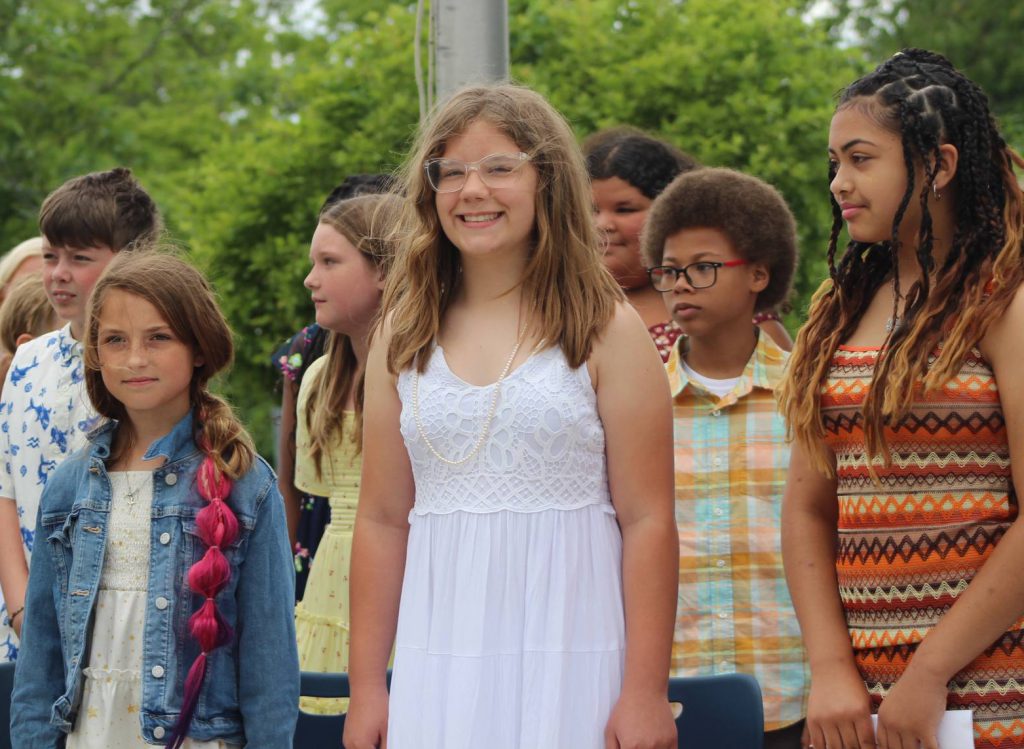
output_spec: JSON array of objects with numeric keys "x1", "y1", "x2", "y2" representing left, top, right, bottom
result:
[{"x1": 413, "y1": 330, "x2": 526, "y2": 466}]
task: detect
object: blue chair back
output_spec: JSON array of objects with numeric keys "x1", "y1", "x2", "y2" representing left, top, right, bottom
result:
[
  {"x1": 0, "y1": 661, "x2": 15, "y2": 749},
  {"x1": 669, "y1": 673, "x2": 764, "y2": 749},
  {"x1": 294, "y1": 671, "x2": 349, "y2": 749}
]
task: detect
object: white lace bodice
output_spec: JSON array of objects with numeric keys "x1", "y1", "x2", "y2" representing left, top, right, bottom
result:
[{"x1": 397, "y1": 345, "x2": 611, "y2": 516}]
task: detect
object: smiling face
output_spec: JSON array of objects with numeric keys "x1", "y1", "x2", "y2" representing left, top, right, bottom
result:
[
  {"x1": 433, "y1": 119, "x2": 539, "y2": 262},
  {"x1": 591, "y1": 177, "x2": 652, "y2": 289},
  {"x1": 659, "y1": 227, "x2": 767, "y2": 338},
  {"x1": 42, "y1": 241, "x2": 116, "y2": 339},
  {"x1": 828, "y1": 103, "x2": 916, "y2": 245},
  {"x1": 304, "y1": 222, "x2": 383, "y2": 336},
  {"x1": 96, "y1": 290, "x2": 198, "y2": 433}
]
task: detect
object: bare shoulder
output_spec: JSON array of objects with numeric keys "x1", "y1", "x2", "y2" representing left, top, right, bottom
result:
[
  {"x1": 980, "y1": 282, "x2": 1024, "y2": 366},
  {"x1": 589, "y1": 301, "x2": 664, "y2": 391}
]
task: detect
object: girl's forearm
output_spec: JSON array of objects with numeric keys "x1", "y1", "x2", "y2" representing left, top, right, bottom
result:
[
  {"x1": 781, "y1": 498, "x2": 856, "y2": 672},
  {"x1": 0, "y1": 499, "x2": 28, "y2": 628},
  {"x1": 619, "y1": 515, "x2": 678, "y2": 696},
  {"x1": 348, "y1": 515, "x2": 409, "y2": 692}
]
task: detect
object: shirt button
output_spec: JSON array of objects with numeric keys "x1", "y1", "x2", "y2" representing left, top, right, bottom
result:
[
  {"x1": 159, "y1": 532, "x2": 171, "y2": 545},
  {"x1": 711, "y1": 409, "x2": 721, "y2": 417},
  {"x1": 718, "y1": 611, "x2": 728, "y2": 619},
  {"x1": 155, "y1": 597, "x2": 169, "y2": 610},
  {"x1": 716, "y1": 559, "x2": 726, "y2": 568},
  {"x1": 154, "y1": 727, "x2": 166, "y2": 739},
  {"x1": 712, "y1": 457, "x2": 723, "y2": 467},
  {"x1": 713, "y1": 508, "x2": 724, "y2": 517},
  {"x1": 719, "y1": 660, "x2": 729, "y2": 670},
  {"x1": 164, "y1": 473, "x2": 178, "y2": 486},
  {"x1": 152, "y1": 665, "x2": 165, "y2": 678}
]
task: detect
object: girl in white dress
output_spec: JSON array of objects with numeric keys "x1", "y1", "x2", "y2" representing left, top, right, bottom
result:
[{"x1": 345, "y1": 84, "x2": 679, "y2": 749}]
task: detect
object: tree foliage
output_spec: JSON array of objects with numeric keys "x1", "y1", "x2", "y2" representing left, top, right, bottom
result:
[
  {"x1": 3, "y1": 0, "x2": 867, "y2": 454},
  {"x1": 824, "y1": 0, "x2": 1024, "y2": 143}
]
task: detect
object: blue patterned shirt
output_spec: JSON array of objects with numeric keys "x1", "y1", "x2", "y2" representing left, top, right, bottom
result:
[{"x1": 0, "y1": 324, "x2": 101, "y2": 661}]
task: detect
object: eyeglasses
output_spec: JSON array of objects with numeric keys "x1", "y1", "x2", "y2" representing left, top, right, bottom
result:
[
  {"x1": 424, "y1": 152, "x2": 532, "y2": 193},
  {"x1": 647, "y1": 259, "x2": 749, "y2": 291}
]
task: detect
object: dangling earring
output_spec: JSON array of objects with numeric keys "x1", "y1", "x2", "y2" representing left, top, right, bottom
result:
[{"x1": 932, "y1": 182, "x2": 941, "y2": 201}]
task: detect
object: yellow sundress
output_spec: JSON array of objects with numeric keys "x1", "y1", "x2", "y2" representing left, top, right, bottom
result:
[{"x1": 293, "y1": 357, "x2": 361, "y2": 714}]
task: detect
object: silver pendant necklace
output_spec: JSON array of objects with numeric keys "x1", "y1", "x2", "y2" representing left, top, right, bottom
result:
[{"x1": 123, "y1": 471, "x2": 146, "y2": 508}]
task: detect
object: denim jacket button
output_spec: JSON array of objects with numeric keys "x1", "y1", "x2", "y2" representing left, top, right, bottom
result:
[
  {"x1": 152, "y1": 665, "x2": 165, "y2": 678},
  {"x1": 159, "y1": 532, "x2": 171, "y2": 545},
  {"x1": 155, "y1": 596, "x2": 169, "y2": 610},
  {"x1": 164, "y1": 472, "x2": 178, "y2": 486},
  {"x1": 153, "y1": 727, "x2": 166, "y2": 739}
]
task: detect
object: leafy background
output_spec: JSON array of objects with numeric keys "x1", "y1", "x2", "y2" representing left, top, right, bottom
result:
[{"x1": 2, "y1": 0, "x2": 1021, "y2": 456}]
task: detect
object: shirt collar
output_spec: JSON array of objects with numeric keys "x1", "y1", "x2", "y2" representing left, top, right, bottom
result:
[
  {"x1": 56, "y1": 323, "x2": 82, "y2": 361},
  {"x1": 87, "y1": 409, "x2": 198, "y2": 463},
  {"x1": 666, "y1": 330, "x2": 789, "y2": 404}
]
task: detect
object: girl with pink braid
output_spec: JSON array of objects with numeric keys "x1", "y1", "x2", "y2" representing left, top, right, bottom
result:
[{"x1": 10, "y1": 251, "x2": 298, "y2": 748}]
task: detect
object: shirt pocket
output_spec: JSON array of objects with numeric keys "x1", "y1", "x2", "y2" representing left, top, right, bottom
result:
[{"x1": 42, "y1": 510, "x2": 79, "y2": 592}]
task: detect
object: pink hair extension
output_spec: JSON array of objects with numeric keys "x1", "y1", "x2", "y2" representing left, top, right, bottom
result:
[{"x1": 166, "y1": 453, "x2": 238, "y2": 749}]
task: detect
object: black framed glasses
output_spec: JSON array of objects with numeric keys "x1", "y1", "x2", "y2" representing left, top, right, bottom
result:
[
  {"x1": 647, "y1": 259, "x2": 749, "y2": 292},
  {"x1": 423, "y1": 152, "x2": 532, "y2": 193}
]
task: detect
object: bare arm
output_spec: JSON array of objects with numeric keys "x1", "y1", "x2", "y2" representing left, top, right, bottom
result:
[
  {"x1": 344, "y1": 327, "x2": 415, "y2": 749},
  {"x1": 873, "y1": 285, "x2": 1024, "y2": 748},
  {"x1": 782, "y1": 441, "x2": 874, "y2": 749},
  {"x1": 0, "y1": 498, "x2": 27, "y2": 636},
  {"x1": 276, "y1": 379, "x2": 301, "y2": 550},
  {"x1": 593, "y1": 304, "x2": 678, "y2": 749},
  {"x1": 757, "y1": 318, "x2": 793, "y2": 352}
]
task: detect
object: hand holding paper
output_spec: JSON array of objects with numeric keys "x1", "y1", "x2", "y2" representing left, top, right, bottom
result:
[{"x1": 871, "y1": 711, "x2": 973, "y2": 749}]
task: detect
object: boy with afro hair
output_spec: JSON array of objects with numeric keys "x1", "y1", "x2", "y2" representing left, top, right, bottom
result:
[{"x1": 643, "y1": 167, "x2": 807, "y2": 749}]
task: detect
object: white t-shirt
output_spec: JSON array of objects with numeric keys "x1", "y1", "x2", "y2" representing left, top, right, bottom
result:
[{"x1": 681, "y1": 360, "x2": 741, "y2": 398}]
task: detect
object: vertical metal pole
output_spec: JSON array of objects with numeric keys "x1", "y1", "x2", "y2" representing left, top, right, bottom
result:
[{"x1": 433, "y1": 0, "x2": 510, "y2": 101}]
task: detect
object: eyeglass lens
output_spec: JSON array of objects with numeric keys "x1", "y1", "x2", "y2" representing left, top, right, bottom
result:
[
  {"x1": 426, "y1": 153, "x2": 526, "y2": 193},
  {"x1": 650, "y1": 263, "x2": 719, "y2": 291}
]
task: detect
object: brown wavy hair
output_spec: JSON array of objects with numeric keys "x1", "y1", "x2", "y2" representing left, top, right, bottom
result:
[
  {"x1": 780, "y1": 49, "x2": 1024, "y2": 474},
  {"x1": 383, "y1": 83, "x2": 623, "y2": 374},
  {"x1": 305, "y1": 193, "x2": 401, "y2": 474},
  {"x1": 83, "y1": 249, "x2": 254, "y2": 478}
]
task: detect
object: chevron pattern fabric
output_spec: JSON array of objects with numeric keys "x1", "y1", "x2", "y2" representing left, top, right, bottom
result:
[{"x1": 821, "y1": 345, "x2": 1024, "y2": 747}]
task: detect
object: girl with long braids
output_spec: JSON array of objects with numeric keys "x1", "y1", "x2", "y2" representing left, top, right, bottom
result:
[
  {"x1": 11, "y1": 251, "x2": 298, "y2": 748},
  {"x1": 780, "y1": 49, "x2": 1024, "y2": 749}
]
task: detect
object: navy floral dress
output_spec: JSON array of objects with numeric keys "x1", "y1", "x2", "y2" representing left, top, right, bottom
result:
[{"x1": 273, "y1": 323, "x2": 329, "y2": 601}]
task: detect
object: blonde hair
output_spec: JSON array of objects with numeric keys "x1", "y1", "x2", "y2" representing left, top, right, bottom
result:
[
  {"x1": 0, "y1": 274, "x2": 58, "y2": 352},
  {"x1": 305, "y1": 194, "x2": 401, "y2": 475},
  {"x1": 0, "y1": 237, "x2": 43, "y2": 297},
  {"x1": 84, "y1": 250, "x2": 254, "y2": 477},
  {"x1": 383, "y1": 83, "x2": 623, "y2": 374}
]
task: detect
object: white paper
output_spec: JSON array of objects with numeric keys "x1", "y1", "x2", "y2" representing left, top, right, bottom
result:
[{"x1": 870, "y1": 710, "x2": 973, "y2": 749}]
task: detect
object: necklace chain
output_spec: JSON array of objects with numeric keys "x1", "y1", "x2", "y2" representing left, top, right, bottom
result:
[
  {"x1": 122, "y1": 471, "x2": 147, "y2": 508},
  {"x1": 413, "y1": 328, "x2": 526, "y2": 466}
]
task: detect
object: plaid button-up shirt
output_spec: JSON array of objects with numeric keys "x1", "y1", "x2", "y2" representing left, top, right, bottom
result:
[{"x1": 667, "y1": 332, "x2": 808, "y2": 731}]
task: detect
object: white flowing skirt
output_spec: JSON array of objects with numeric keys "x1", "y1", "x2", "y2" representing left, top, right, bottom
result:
[{"x1": 387, "y1": 504, "x2": 625, "y2": 749}]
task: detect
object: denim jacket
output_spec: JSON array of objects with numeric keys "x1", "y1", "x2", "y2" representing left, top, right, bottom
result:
[{"x1": 10, "y1": 411, "x2": 299, "y2": 748}]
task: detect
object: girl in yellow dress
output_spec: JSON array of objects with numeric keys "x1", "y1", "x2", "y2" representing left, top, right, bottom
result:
[{"x1": 293, "y1": 194, "x2": 399, "y2": 712}]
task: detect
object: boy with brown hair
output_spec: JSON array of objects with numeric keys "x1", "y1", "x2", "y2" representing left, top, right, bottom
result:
[
  {"x1": 0, "y1": 167, "x2": 160, "y2": 662},
  {"x1": 643, "y1": 167, "x2": 807, "y2": 749}
]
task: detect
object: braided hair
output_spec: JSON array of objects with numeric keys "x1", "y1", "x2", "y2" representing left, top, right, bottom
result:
[
  {"x1": 781, "y1": 48, "x2": 1024, "y2": 473},
  {"x1": 83, "y1": 250, "x2": 254, "y2": 747}
]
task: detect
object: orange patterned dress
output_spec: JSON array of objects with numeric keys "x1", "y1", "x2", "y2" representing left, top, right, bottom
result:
[{"x1": 822, "y1": 344, "x2": 1024, "y2": 748}]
